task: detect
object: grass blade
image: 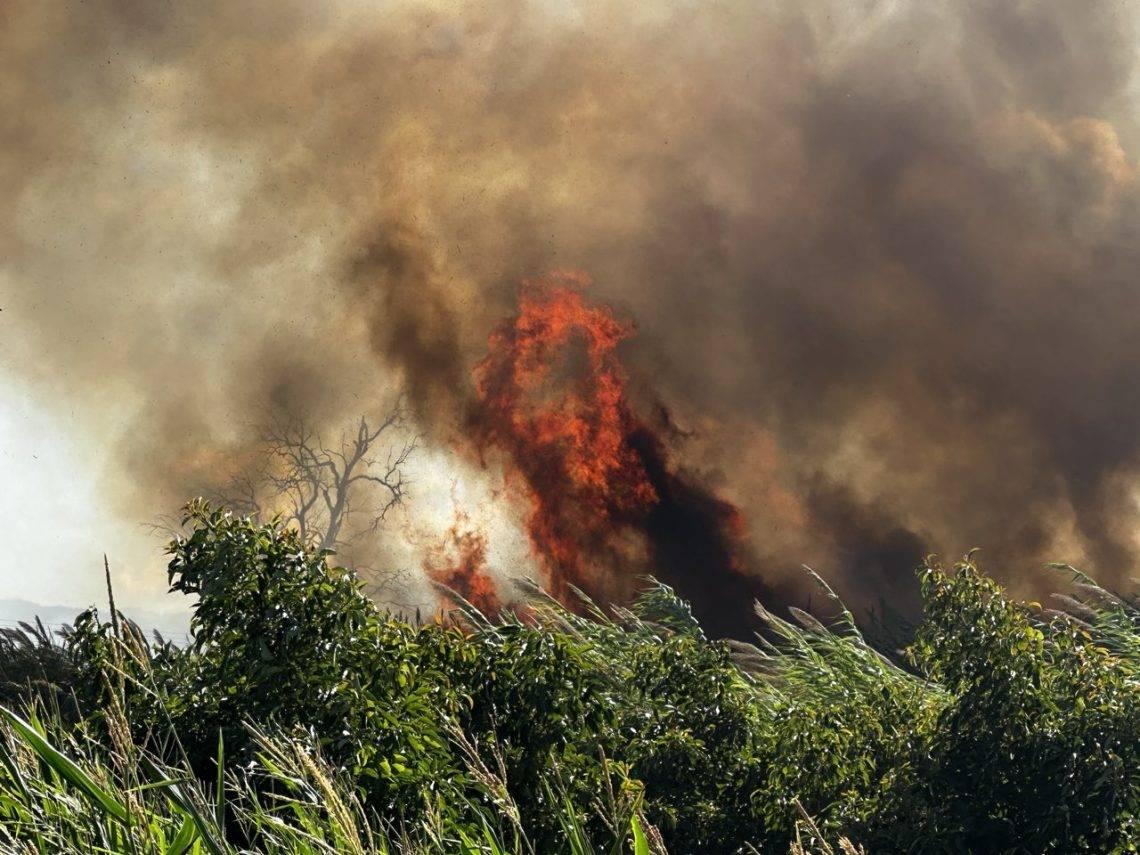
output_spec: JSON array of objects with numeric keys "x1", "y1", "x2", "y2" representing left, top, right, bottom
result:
[{"x1": 0, "y1": 705, "x2": 130, "y2": 824}]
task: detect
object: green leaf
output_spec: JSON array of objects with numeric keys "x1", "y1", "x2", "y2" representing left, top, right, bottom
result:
[
  {"x1": 0, "y1": 705, "x2": 130, "y2": 824},
  {"x1": 630, "y1": 815, "x2": 650, "y2": 855},
  {"x1": 165, "y1": 813, "x2": 200, "y2": 855},
  {"x1": 214, "y1": 729, "x2": 225, "y2": 830}
]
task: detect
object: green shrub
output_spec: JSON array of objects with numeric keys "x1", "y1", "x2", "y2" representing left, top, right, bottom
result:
[
  {"x1": 901, "y1": 559, "x2": 1140, "y2": 851},
  {"x1": 15, "y1": 502, "x2": 1140, "y2": 853}
]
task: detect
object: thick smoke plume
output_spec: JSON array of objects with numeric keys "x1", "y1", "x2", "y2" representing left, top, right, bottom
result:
[{"x1": 4, "y1": 0, "x2": 1140, "y2": 628}]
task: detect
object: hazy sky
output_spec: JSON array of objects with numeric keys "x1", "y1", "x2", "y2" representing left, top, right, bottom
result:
[
  {"x1": 5, "y1": 0, "x2": 1140, "y2": 627},
  {"x1": 0, "y1": 374, "x2": 170, "y2": 611}
]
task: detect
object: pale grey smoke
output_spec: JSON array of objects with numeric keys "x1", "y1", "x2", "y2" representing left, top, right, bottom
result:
[{"x1": 3, "y1": 0, "x2": 1139, "y2": 617}]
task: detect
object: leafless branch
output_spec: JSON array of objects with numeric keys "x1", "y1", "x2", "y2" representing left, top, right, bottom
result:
[{"x1": 214, "y1": 401, "x2": 417, "y2": 556}]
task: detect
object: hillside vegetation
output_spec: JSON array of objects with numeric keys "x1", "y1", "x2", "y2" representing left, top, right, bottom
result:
[{"x1": 1, "y1": 501, "x2": 1139, "y2": 853}]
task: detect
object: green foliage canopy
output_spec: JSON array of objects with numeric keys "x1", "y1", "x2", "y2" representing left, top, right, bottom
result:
[{"x1": 10, "y1": 502, "x2": 1140, "y2": 852}]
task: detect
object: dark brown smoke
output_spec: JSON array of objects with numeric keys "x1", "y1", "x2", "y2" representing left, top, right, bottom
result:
[{"x1": 4, "y1": 0, "x2": 1140, "y2": 626}]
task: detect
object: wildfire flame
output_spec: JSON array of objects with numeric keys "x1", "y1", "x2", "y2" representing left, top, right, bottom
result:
[
  {"x1": 423, "y1": 506, "x2": 501, "y2": 618},
  {"x1": 468, "y1": 271, "x2": 769, "y2": 635}
]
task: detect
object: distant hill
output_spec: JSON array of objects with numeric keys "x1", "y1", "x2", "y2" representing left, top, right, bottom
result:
[{"x1": 0, "y1": 597, "x2": 191, "y2": 642}]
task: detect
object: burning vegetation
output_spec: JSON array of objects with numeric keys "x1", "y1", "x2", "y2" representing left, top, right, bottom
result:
[
  {"x1": 423, "y1": 505, "x2": 501, "y2": 618},
  {"x1": 462, "y1": 273, "x2": 773, "y2": 636},
  {"x1": 6, "y1": 0, "x2": 1140, "y2": 635}
]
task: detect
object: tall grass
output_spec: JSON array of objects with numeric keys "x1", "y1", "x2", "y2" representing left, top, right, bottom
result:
[
  {"x1": 3, "y1": 551, "x2": 1140, "y2": 851},
  {"x1": 0, "y1": 589, "x2": 866, "y2": 854},
  {"x1": 0, "y1": 696, "x2": 666, "y2": 855}
]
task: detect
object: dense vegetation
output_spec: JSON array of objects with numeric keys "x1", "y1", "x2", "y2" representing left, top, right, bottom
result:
[{"x1": 2, "y1": 501, "x2": 1140, "y2": 853}]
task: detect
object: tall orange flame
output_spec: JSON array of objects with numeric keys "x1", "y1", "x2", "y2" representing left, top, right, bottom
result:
[
  {"x1": 471, "y1": 273, "x2": 654, "y2": 602},
  {"x1": 469, "y1": 272, "x2": 770, "y2": 635}
]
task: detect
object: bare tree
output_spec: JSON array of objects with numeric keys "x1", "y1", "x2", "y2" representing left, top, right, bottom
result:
[
  {"x1": 263, "y1": 410, "x2": 415, "y2": 552},
  {"x1": 145, "y1": 402, "x2": 418, "y2": 608},
  {"x1": 219, "y1": 403, "x2": 418, "y2": 555}
]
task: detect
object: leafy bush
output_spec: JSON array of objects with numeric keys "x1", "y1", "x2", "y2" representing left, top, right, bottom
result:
[
  {"x1": 902, "y1": 560, "x2": 1140, "y2": 851},
  {"x1": 6, "y1": 504, "x2": 1140, "y2": 852}
]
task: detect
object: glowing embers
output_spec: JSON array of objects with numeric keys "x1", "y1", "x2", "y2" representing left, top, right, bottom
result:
[{"x1": 424, "y1": 505, "x2": 501, "y2": 618}]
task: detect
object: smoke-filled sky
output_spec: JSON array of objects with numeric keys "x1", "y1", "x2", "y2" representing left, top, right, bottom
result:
[{"x1": 3, "y1": 0, "x2": 1140, "y2": 625}]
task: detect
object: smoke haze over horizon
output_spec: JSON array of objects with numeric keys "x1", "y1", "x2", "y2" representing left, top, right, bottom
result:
[{"x1": 4, "y1": 0, "x2": 1140, "y2": 630}]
